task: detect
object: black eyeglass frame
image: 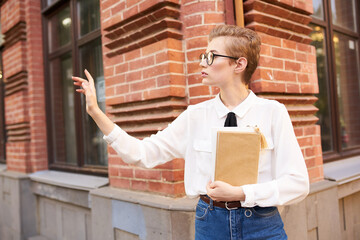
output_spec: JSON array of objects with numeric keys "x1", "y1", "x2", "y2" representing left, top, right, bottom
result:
[{"x1": 199, "y1": 52, "x2": 239, "y2": 66}]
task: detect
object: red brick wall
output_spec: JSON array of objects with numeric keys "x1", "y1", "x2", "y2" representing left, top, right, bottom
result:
[
  {"x1": 183, "y1": 0, "x2": 225, "y2": 104},
  {"x1": 1, "y1": 0, "x2": 47, "y2": 172},
  {"x1": 0, "y1": 0, "x2": 323, "y2": 193},
  {"x1": 25, "y1": 0, "x2": 48, "y2": 172}
]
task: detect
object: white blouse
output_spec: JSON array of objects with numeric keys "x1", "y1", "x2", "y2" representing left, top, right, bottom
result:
[{"x1": 103, "y1": 90, "x2": 310, "y2": 207}]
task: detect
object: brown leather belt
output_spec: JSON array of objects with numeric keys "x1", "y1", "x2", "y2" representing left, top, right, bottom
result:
[{"x1": 200, "y1": 195, "x2": 243, "y2": 210}]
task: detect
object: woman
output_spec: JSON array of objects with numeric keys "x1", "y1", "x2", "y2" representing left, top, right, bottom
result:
[{"x1": 73, "y1": 25, "x2": 309, "y2": 239}]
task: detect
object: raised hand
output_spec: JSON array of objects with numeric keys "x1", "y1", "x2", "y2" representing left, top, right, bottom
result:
[{"x1": 72, "y1": 69, "x2": 99, "y2": 116}]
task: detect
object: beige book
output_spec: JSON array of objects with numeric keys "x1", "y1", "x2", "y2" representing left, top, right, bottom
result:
[{"x1": 214, "y1": 131, "x2": 261, "y2": 186}]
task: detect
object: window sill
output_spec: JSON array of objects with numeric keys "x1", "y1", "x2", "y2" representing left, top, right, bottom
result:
[
  {"x1": 323, "y1": 155, "x2": 360, "y2": 185},
  {"x1": 29, "y1": 170, "x2": 109, "y2": 191}
]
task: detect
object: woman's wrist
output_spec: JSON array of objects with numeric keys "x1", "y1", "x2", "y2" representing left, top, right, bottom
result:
[
  {"x1": 235, "y1": 186, "x2": 246, "y2": 201},
  {"x1": 88, "y1": 106, "x2": 102, "y2": 118}
]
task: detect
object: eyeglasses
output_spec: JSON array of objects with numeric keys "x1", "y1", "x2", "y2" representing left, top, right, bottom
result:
[{"x1": 199, "y1": 52, "x2": 238, "y2": 66}]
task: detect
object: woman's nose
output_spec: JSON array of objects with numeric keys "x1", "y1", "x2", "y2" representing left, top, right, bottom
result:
[{"x1": 199, "y1": 58, "x2": 207, "y2": 68}]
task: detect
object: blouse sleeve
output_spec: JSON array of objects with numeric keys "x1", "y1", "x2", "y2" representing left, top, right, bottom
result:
[
  {"x1": 240, "y1": 103, "x2": 310, "y2": 207},
  {"x1": 102, "y1": 108, "x2": 189, "y2": 169}
]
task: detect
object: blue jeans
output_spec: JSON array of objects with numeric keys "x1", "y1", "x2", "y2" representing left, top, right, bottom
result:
[{"x1": 195, "y1": 197, "x2": 287, "y2": 240}]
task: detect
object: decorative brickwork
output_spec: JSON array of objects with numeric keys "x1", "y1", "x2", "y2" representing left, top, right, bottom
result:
[
  {"x1": 244, "y1": 0, "x2": 323, "y2": 183},
  {"x1": 244, "y1": 0, "x2": 312, "y2": 43},
  {"x1": 103, "y1": 2, "x2": 182, "y2": 57},
  {"x1": 1, "y1": 0, "x2": 47, "y2": 173},
  {"x1": 101, "y1": 0, "x2": 187, "y2": 196}
]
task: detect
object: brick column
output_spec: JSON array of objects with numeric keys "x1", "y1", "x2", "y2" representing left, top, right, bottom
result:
[
  {"x1": 100, "y1": 0, "x2": 187, "y2": 196},
  {"x1": 0, "y1": 0, "x2": 47, "y2": 173},
  {"x1": 182, "y1": 0, "x2": 226, "y2": 104},
  {"x1": 244, "y1": 0, "x2": 323, "y2": 183}
]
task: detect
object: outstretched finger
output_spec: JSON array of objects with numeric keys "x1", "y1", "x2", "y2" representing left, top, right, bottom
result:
[
  {"x1": 72, "y1": 76, "x2": 88, "y2": 83},
  {"x1": 84, "y1": 69, "x2": 95, "y2": 89},
  {"x1": 76, "y1": 88, "x2": 85, "y2": 94},
  {"x1": 73, "y1": 81, "x2": 83, "y2": 87}
]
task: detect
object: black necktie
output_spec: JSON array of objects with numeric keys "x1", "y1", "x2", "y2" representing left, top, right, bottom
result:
[{"x1": 224, "y1": 112, "x2": 237, "y2": 127}]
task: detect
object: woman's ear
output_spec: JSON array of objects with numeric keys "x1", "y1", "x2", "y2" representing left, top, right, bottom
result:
[{"x1": 234, "y1": 57, "x2": 247, "y2": 74}]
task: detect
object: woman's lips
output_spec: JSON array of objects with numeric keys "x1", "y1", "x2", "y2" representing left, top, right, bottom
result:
[{"x1": 201, "y1": 71, "x2": 208, "y2": 77}]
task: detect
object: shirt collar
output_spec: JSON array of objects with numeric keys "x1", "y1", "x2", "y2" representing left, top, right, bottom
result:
[{"x1": 214, "y1": 90, "x2": 256, "y2": 119}]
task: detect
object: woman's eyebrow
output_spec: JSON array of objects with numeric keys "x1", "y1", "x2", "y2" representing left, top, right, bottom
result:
[{"x1": 209, "y1": 50, "x2": 218, "y2": 53}]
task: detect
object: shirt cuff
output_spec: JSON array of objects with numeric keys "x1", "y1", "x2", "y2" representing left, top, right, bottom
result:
[
  {"x1": 103, "y1": 124, "x2": 122, "y2": 144},
  {"x1": 240, "y1": 184, "x2": 255, "y2": 207}
]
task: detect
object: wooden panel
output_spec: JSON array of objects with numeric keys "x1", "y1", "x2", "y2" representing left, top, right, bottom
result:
[{"x1": 341, "y1": 192, "x2": 360, "y2": 240}]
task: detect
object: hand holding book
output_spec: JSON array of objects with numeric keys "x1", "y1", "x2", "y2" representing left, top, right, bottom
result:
[
  {"x1": 212, "y1": 126, "x2": 267, "y2": 187},
  {"x1": 206, "y1": 180, "x2": 246, "y2": 202}
]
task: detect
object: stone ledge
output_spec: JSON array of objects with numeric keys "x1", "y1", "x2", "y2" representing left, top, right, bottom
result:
[
  {"x1": 90, "y1": 186, "x2": 198, "y2": 212},
  {"x1": 31, "y1": 181, "x2": 91, "y2": 209},
  {"x1": 28, "y1": 235, "x2": 49, "y2": 240},
  {"x1": 323, "y1": 155, "x2": 360, "y2": 185},
  {"x1": 29, "y1": 170, "x2": 109, "y2": 191},
  {"x1": 0, "y1": 169, "x2": 28, "y2": 179},
  {"x1": 309, "y1": 179, "x2": 338, "y2": 195},
  {"x1": 337, "y1": 177, "x2": 360, "y2": 199}
]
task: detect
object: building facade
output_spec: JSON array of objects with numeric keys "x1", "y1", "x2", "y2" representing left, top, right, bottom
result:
[{"x1": 0, "y1": 0, "x2": 359, "y2": 239}]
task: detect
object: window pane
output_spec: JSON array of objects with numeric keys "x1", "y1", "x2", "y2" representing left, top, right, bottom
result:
[
  {"x1": 50, "y1": 53, "x2": 77, "y2": 164},
  {"x1": 310, "y1": 24, "x2": 334, "y2": 152},
  {"x1": 48, "y1": 6, "x2": 71, "y2": 52},
  {"x1": 0, "y1": 13, "x2": 4, "y2": 46},
  {"x1": 333, "y1": 32, "x2": 360, "y2": 149},
  {"x1": 0, "y1": 51, "x2": 5, "y2": 163},
  {"x1": 77, "y1": 0, "x2": 100, "y2": 37},
  {"x1": 47, "y1": 0, "x2": 58, "y2": 6},
  {"x1": 331, "y1": 0, "x2": 357, "y2": 32},
  {"x1": 79, "y1": 38, "x2": 107, "y2": 166},
  {"x1": 312, "y1": 0, "x2": 324, "y2": 20}
]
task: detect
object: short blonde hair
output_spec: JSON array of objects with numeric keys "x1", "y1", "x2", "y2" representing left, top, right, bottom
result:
[{"x1": 209, "y1": 25, "x2": 261, "y2": 85}]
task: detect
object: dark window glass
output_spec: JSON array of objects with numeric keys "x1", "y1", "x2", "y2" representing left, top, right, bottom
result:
[
  {"x1": 310, "y1": 24, "x2": 334, "y2": 152},
  {"x1": 331, "y1": 0, "x2": 357, "y2": 32},
  {"x1": 43, "y1": 0, "x2": 106, "y2": 173},
  {"x1": 311, "y1": 0, "x2": 360, "y2": 160},
  {"x1": 49, "y1": 53, "x2": 77, "y2": 164},
  {"x1": 312, "y1": 0, "x2": 324, "y2": 20},
  {"x1": 333, "y1": 32, "x2": 360, "y2": 149},
  {"x1": 48, "y1": 6, "x2": 71, "y2": 52},
  {"x1": 0, "y1": 17, "x2": 4, "y2": 46},
  {"x1": 47, "y1": 0, "x2": 58, "y2": 6},
  {"x1": 78, "y1": 0, "x2": 100, "y2": 37},
  {"x1": 79, "y1": 38, "x2": 107, "y2": 166},
  {"x1": 0, "y1": 50, "x2": 5, "y2": 163}
]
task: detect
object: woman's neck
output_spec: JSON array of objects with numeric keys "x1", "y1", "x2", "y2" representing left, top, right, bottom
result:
[{"x1": 219, "y1": 85, "x2": 249, "y2": 111}]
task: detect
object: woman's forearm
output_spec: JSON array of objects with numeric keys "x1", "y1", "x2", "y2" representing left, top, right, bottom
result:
[{"x1": 89, "y1": 107, "x2": 115, "y2": 136}]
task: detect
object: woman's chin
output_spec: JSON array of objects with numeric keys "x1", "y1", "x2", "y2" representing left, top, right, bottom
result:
[{"x1": 202, "y1": 78, "x2": 216, "y2": 86}]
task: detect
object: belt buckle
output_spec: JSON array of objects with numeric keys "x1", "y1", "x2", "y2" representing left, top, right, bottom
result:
[{"x1": 225, "y1": 201, "x2": 238, "y2": 210}]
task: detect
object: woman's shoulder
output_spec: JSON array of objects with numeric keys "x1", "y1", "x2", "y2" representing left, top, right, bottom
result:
[{"x1": 252, "y1": 94, "x2": 285, "y2": 111}]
